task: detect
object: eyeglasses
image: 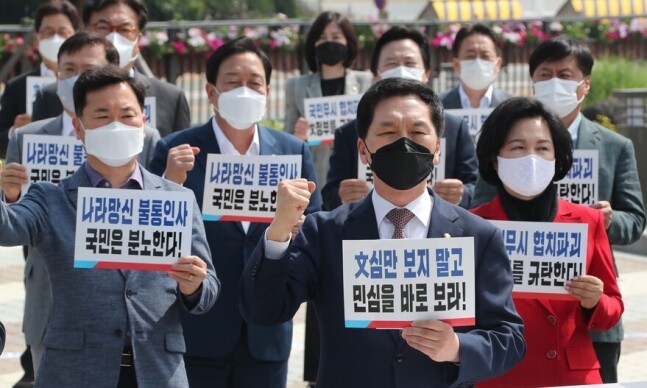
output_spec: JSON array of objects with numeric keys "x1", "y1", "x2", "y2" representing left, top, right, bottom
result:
[
  {"x1": 89, "y1": 22, "x2": 139, "y2": 41},
  {"x1": 58, "y1": 65, "x2": 95, "y2": 79}
]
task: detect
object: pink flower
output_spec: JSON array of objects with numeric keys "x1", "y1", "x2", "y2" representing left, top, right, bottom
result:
[
  {"x1": 208, "y1": 37, "x2": 224, "y2": 51},
  {"x1": 16, "y1": 36, "x2": 24, "y2": 45},
  {"x1": 268, "y1": 38, "x2": 277, "y2": 49},
  {"x1": 173, "y1": 41, "x2": 187, "y2": 54}
]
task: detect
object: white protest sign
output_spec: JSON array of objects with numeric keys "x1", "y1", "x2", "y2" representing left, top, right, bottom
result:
[
  {"x1": 490, "y1": 221, "x2": 588, "y2": 299},
  {"x1": 343, "y1": 237, "x2": 475, "y2": 329},
  {"x1": 202, "y1": 154, "x2": 302, "y2": 223},
  {"x1": 21, "y1": 134, "x2": 86, "y2": 196},
  {"x1": 556, "y1": 150, "x2": 598, "y2": 205},
  {"x1": 445, "y1": 108, "x2": 493, "y2": 144},
  {"x1": 143, "y1": 96, "x2": 156, "y2": 129},
  {"x1": 74, "y1": 188, "x2": 193, "y2": 270},
  {"x1": 304, "y1": 95, "x2": 361, "y2": 145},
  {"x1": 25, "y1": 76, "x2": 56, "y2": 115},
  {"x1": 357, "y1": 142, "x2": 446, "y2": 188}
]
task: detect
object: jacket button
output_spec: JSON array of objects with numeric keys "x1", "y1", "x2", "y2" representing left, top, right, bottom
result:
[
  {"x1": 395, "y1": 353, "x2": 404, "y2": 363},
  {"x1": 546, "y1": 315, "x2": 557, "y2": 325},
  {"x1": 125, "y1": 290, "x2": 133, "y2": 298},
  {"x1": 546, "y1": 349, "x2": 557, "y2": 359}
]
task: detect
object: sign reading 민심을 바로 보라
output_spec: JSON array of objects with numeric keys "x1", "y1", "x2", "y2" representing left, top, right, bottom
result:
[
  {"x1": 74, "y1": 187, "x2": 193, "y2": 271},
  {"x1": 342, "y1": 237, "x2": 475, "y2": 329},
  {"x1": 304, "y1": 94, "x2": 361, "y2": 146},
  {"x1": 490, "y1": 220, "x2": 588, "y2": 299},
  {"x1": 201, "y1": 154, "x2": 302, "y2": 223}
]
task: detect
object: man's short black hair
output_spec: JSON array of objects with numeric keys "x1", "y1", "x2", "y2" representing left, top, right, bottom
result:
[
  {"x1": 529, "y1": 36, "x2": 594, "y2": 77},
  {"x1": 476, "y1": 97, "x2": 573, "y2": 187},
  {"x1": 35, "y1": 0, "x2": 80, "y2": 32},
  {"x1": 83, "y1": 0, "x2": 148, "y2": 30},
  {"x1": 205, "y1": 37, "x2": 272, "y2": 86},
  {"x1": 370, "y1": 26, "x2": 431, "y2": 76},
  {"x1": 58, "y1": 31, "x2": 119, "y2": 66},
  {"x1": 451, "y1": 24, "x2": 501, "y2": 57},
  {"x1": 74, "y1": 65, "x2": 145, "y2": 116},
  {"x1": 304, "y1": 11, "x2": 359, "y2": 73},
  {"x1": 356, "y1": 78, "x2": 444, "y2": 140}
]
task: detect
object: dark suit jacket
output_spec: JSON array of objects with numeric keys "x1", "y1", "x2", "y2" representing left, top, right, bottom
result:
[
  {"x1": 0, "y1": 67, "x2": 41, "y2": 157},
  {"x1": 0, "y1": 165, "x2": 219, "y2": 387},
  {"x1": 149, "y1": 121, "x2": 322, "y2": 361},
  {"x1": 32, "y1": 72, "x2": 191, "y2": 137},
  {"x1": 439, "y1": 86, "x2": 513, "y2": 109},
  {"x1": 322, "y1": 114, "x2": 478, "y2": 210},
  {"x1": 241, "y1": 189, "x2": 525, "y2": 387}
]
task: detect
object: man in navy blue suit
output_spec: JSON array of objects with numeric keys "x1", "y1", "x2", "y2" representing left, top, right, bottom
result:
[
  {"x1": 149, "y1": 37, "x2": 321, "y2": 388},
  {"x1": 241, "y1": 78, "x2": 525, "y2": 387}
]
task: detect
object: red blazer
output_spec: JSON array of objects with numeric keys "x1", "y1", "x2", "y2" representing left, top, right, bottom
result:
[{"x1": 471, "y1": 196, "x2": 623, "y2": 387}]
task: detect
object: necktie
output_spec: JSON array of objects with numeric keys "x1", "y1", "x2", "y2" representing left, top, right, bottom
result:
[{"x1": 385, "y1": 208, "x2": 415, "y2": 239}]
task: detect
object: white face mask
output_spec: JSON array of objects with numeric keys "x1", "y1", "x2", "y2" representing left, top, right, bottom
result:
[
  {"x1": 215, "y1": 86, "x2": 267, "y2": 130},
  {"x1": 56, "y1": 75, "x2": 79, "y2": 113},
  {"x1": 83, "y1": 121, "x2": 144, "y2": 167},
  {"x1": 534, "y1": 78, "x2": 585, "y2": 118},
  {"x1": 106, "y1": 32, "x2": 138, "y2": 68},
  {"x1": 38, "y1": 34, "x2": 66, "y2": 63},
  {"x1": 497, "y1": 154, "x2": 556, "y2": 198},
  {"x1": 459, "y1": 59, "x2": 497, "y2": 91},
  {"x1": 380, "y1": 65, "x2": 425, "y2": 82}
]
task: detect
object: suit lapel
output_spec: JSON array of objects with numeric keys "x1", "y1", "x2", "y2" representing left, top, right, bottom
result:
[
  {"x1": 194, "y1": 121, "x2": 221, "y2": 173},
  {"x1": 44, "y1": 115, "x2": 65, "y2": 135},
  {"x1": 426, "y1": 190, "x2": 464, "y2": 238},
  {"x1": 575, "y1": 117, "x2": 601, "y2": 150},
  {"x1": 134, "y1": 72, "x2": 152, "y2": 95},
  {"x1": 306, "y1": 73, "x2": 323, "y2": 99}
]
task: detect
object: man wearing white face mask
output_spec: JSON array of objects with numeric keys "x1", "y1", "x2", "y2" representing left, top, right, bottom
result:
[
  {"x1": 440, "y1": 24, "x2": 513, "y2": 110},
  {"x1": 0, "y1": 0, "x2": 78, "y2": 160},
  {"x1": 149, "y1": 37, "x2": 321, "y2": 388},
  {"x1": 471, "y1": 36, "x2": 645, "y2": 384},
  {"x1": 323, "y1": 26, "x2": 478, "y2": 211},
  {"x1": 1, "y1": 31, "x2": 162, "y2": 379}
]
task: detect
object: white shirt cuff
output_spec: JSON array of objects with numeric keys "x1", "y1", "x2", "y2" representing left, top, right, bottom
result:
[{"x1": 264, "y1": 229, "x2": 291, "y2": 260}]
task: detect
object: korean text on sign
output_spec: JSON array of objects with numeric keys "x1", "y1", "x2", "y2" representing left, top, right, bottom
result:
[
  {"x1": 304, "y1": 94, "x2": 362, "y2": 145},
  {"x1": 342, "y1": 237, "x2": 475, "y2": 329},
  {"x1": 74, "y1": 187, "x2": 193, "y2": 271},
  {"x1": 490, "y1": 220, "x2": 588, "y2": 299},
  {"x1": 445, "y1": 108, "x2": 493, "y2": 144},
  {"x1": 202, "y1": 154, "x2": 302, "y2": 223},
  {"x1": 22, "y1": 134, "x2": 87, "y2": 196},
  {"x1": 556, "y1": 150, "x2": 598, "y2": 205}
]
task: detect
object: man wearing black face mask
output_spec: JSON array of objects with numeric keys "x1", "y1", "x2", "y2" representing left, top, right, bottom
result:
[{"x1": 240, "y1": 78, "x2": 525, "y2": 387}]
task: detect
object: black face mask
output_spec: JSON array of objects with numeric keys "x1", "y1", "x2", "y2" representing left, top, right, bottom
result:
[
  {"x1": 365, "y1": 137, "x2": 435, "y2": 190},
  {"x1": 315, "y1": 41, "x2": 348, "y2": 67}
]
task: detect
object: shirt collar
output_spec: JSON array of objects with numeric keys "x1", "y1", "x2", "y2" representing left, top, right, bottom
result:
[
  {"x1": 40, "y1": 62, "x2": 56, "y2": 78},
  {"x1": 211, "y1": 116, "x2": 260, "y2": 156},
  {"x1": 62, "y1": 111, "x2": 75, "y2": 137},
  {"x1": 458, "y1": 83, "x2": 493, "y2": 108},
  {"x1": 371, "y1": 188, "x2": 432, "y2": 230},
  {"x1": 83, "y1": 161, "x2": 144, "y2": 189},
  {"x1": 567, "y1": 113, "x2": 583, "y2": 144}
]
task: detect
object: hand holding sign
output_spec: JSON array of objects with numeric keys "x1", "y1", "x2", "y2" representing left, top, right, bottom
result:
[
  {"x1": 432, "y1": 179, "x2": 464, "y2": 206},
  {"x1": 169, "y1": 255, "x2": 208, "y2": 296},
  {"x1": 294, "y1": 117, "x2": 309, "y2": 141},
  {"x1": 401, "y1": 320, "x2": 460, "y2": 363},
  {"x1": 165, "y1": 144, "x2": 200, "y2": 185},
  {"x1": 266, "y1": 179, "x2": 315, "y2": 243},
  {"x1": 0, "y1": 163, "x2": 28, "y2": 203},
  {"x1": 13, "y1": 114, "x2": 32, "y2": 129},
  {"x1": 590, "y1": 201, "x2": 613, "y2": 229},
  {"x1": 339, "y1": 178, "x2": 370, "y2": 204},
  {"x1": 564, "y1": 275, "x2": 604, "y2": 309}
]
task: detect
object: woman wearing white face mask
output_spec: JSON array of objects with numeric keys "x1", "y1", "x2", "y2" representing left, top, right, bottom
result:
[{"x1": 471, "y1": 97, "x2": 623, "y2": 387}]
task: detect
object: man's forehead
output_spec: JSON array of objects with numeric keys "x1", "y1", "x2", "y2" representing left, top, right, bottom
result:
[
  {"x1": 86, "y1": 83, "x2": 138, "y2": 104},
  {"x1": 60, "y1": 46, "x2": 106, "y2": 63},
  {"x1": 90, "y1": 4, "x2": 137, "y2": 23}
]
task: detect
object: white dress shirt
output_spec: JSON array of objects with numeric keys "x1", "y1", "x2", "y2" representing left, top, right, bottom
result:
[
  {"x1": 566, "y1": 112, "x2": 583, "y2": 147},
  {"x1": 40, "y1": 62, "x2": 56, "y2": 78},
  {"x1": 459, "y1": 84, "x2": 494, "y2": 108},
  {"x1": 63, "y1": 111, "x2": 75, "y2": 137}
]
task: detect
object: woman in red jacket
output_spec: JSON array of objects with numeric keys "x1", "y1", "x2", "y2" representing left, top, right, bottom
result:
[{"x1": 471, "y1": 97, "x2": 623, "y2": 387}]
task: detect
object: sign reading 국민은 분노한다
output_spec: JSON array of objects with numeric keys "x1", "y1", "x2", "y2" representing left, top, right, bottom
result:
[
  {"x1": 556, "y1": 150, "x2": 599, "y2": 205},
  {"x1": 342, "y1": 237, "x2": 476, "y2": 329},
  {"x1": 489, "y1": 221, "x2": 588, "y2": 300},
  {"x1": 74, "y1": 187, "x2": 193, "y2": 271},
  {"x1": 21, "y1": 134, "x2": 87, "y2": 196},
  {"x1": 445, "y1": 108, "x2": 493, "y2": 144},
  {"x1": 304, "y1": 94, "x2": 361, "y2": 146},
  {"x1": 357, "y1": 142, "x2": 446, "y2": 189},
  {"x1": 201, "y1": 154, "x2": 302, "y2": 223}
]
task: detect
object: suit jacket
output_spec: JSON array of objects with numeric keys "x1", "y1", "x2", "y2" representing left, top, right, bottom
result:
[
  {"x1": 241, "y1": 189, "x2": 525, "y2": 387},
  {"x1": 322, "y1": 114, "x2": 478, "y2": 210},
  {"x1": 32, "y1": 72, "x2": 191, "y2": 137},
  {"x1": 0, "y1": 67, "x2": 41, "y2": 157},
  {"x1": 5, "y1": 115, "x2": 161, "y2": 346},
  {"x1": 439, "y1": 86, "x2": 513, "y2": 110},
  {"x1": 0, "y1": 165, "x2": 219, "y2": 387},
  {"x1": 472, "y1": 197, "x2": 623, "y2": 387},
  {"x1": 284, "y1": 69, "x2": 373, "y2": 187},
  {"x1": 149, "y1": 121, "x2": 322, "y2": 361}
]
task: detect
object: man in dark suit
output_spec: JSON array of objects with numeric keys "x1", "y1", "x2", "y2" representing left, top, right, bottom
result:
[
  {"x1": 322, "y1": 26, "x2": 477, "y2": 211},
  {"x1": 241, "y1": 78, "x2": 525, "y2": 387},
  {"x1": 439, "y1": 24, "x2": 513, "y2": 110},
  {"x1": 149, "y1": 37, "x2": 321, "y2": 388},
  {"x1": 471, "y1": 36, "x2": 646, "y2": 383},
  {"x1": 0, "y1": 0, "x2": 78, "y2": 159}
]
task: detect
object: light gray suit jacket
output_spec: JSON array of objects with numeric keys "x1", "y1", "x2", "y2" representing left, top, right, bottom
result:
[
  {"x1": 0, "y1": 166, "x2": 219, "y2": 387},
  {"x1": 471, "y1": 116, "x2": 646, "y2": 342},
  {"x1": 5, "y1": 115, "x2": 161, "y2": 346},
  {"x1": 439, "y1": 85, "x2": 513, "y2": 109},
  {"x1": 283, "y1": 69, "x2": 373, "y2": 184}
]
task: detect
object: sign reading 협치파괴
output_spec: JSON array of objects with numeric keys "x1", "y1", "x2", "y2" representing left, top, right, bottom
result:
[{"x1": 556, "y1": 150, "x2": 599, "y2": 205}]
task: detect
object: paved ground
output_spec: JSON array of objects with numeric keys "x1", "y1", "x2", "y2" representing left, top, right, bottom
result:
[{"x1": 0, "y1": 245, "x2": 646, "y2": 387}]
